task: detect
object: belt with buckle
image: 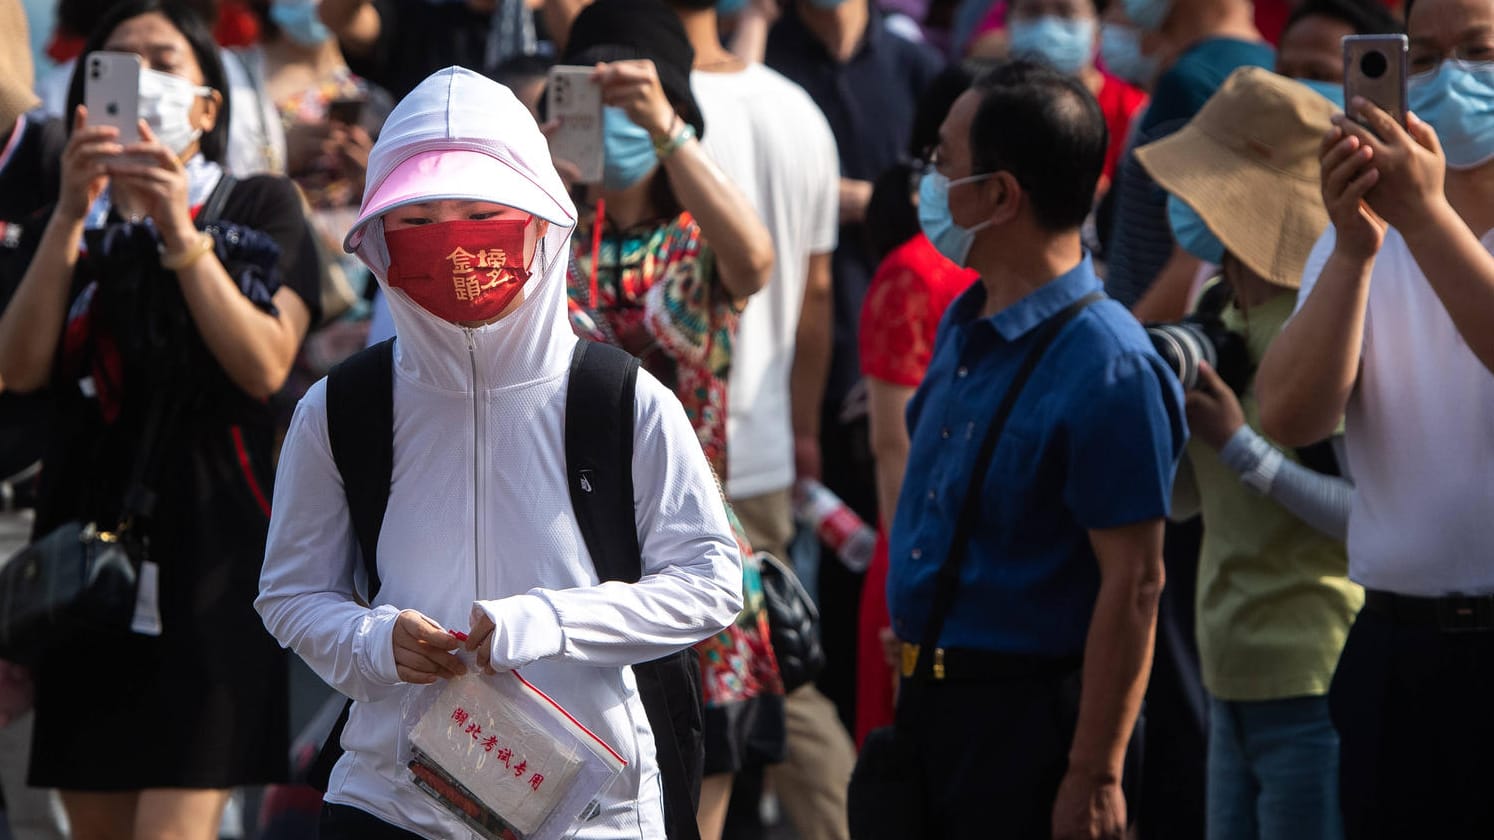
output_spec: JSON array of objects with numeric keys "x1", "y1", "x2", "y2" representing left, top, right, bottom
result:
[
  {"x1": 899, "y1": 642, "x2": 1081, "y2": 682},
  {"x1": 1364, "y1": 589, "x2": 1494, "y2": 633}
]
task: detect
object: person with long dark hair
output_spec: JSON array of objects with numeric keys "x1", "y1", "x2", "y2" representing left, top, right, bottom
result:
[{"x1": 0, "y1": 1, "x2": 318, "y2": 835}]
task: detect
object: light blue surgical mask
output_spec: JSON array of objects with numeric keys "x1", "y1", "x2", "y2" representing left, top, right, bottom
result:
[
  {"x1": 1408, "y1": 60, "x2": 1494, "y2": 170},
  {"x1": 1099, "y1": 24, "x2": 1156, "y2": 87},
  {"x1": 717, "y1": 0, "x2": 747, "y2": 14},
  {"x1": 1296, "y1": 77, "x2": 1345, "y2": 109},
  {"x1": 1121, "y1": 0, "x2": 1170, "y2": 33},
  {"x1": 1166, "y1": 194, "x2": 1224, "y2": 264},
  {"x1": 270, "y1": 0, "x2": 332, "y2": 47},
  {"x1": 918, "y1": 170, "x2": 993, "y2": 267},
  {"x1": 1008, "y1": 17, "x2": 1096, "y2": 76},
  {"x1": 602, "y1": 106, "x2": 658, "y2": 192}
]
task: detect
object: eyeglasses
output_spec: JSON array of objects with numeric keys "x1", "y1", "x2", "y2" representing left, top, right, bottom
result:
[{"x1": 1408, "y1": 40, "x2": 1494, "y2": 79}]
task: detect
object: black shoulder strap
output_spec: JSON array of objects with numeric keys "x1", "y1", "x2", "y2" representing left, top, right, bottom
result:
[
  {"x1": 902, "y1": 290, "x2": 1104, "y2": 704},
  {"x1": 199, "y1": 174, "x2": 237, "y2": 227},
  {"x1": 565, "y1": 339, "x2": 642, "y2": 583},
  {"x1": 326, "y1": 337, "x2": 396, "y2": 600}
]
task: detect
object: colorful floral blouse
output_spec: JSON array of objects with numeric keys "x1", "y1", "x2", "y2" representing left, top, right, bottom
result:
[{"x1": 567, "y1": 211, "x2": 783, "y2": 711}]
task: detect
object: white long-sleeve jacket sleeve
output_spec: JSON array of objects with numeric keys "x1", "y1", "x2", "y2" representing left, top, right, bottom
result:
[
  {"x1": 474, "y1": 373, "x2": 744, "y2": 670},
  {"x1": 256, "y1": 392, "x2": 404, "y2": 703}
]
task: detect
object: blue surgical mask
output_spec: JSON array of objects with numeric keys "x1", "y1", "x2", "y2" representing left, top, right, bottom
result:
[
  {"x1": 717, "y1": 0, "x2": 747, "y2": 14},
  {"x1": 1408, "y1": 61, "x2": 1494, "y2": 171},
  {"x1": 1296, "y1": 77, "x2": 1345, "y2": 109},
  {"x1": 1121, "y1": 0, "x2": 1170, "y2": 32},
  {"x1": 602, "y1": 106, "x2": 658, "y2": 192},
  {"x1": 1008, "y1": 17, "x2": 1096, "y2": 76},
  {"x1": 270, "y1": 0, "x2": 332, "y2": 47},
  {"x1": 1166, "y1": 194, "x2": 1224, "y2": 264},
  {"x1": 1099, "y1": 24, "x2": 1156, "y2": 87},
  {"x1": 918, "y1": 170, "x2": 993, "y2": 267}
]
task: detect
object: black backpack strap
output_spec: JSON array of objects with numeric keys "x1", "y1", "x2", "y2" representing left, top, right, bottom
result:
[
  {"x1": 565, "y1": 339, "x2": 702, "y2": 840},
  {"x1": 309, "y1": 337, "x2": 394, "y2": 793},
  {"x1": 326, "y1": 337, "x2": 396, "y2": 599},
  {"x1": 565, "y1": 340, "x2": 642, "y2": 583}
]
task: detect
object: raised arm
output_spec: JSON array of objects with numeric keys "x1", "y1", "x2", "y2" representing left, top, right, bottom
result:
[
  {"x1": 320, "y1": 0, "x2": 383, "y2": 57},
  {"x1": 1341, "y1": 104, "x2": 1494, "y2": 374},
  {"x1": 108, "y1": 124, "x2": 312, "y2": 399},
  {"x1": 1257, "y1": 123, "x2": 1384, "y2": 447},
  {"x1": 596, "y1": 60, "x2": 773, "y2": 304},
  {"x1": 0, "y1": 109, "x2": 115, "y2": 392}
]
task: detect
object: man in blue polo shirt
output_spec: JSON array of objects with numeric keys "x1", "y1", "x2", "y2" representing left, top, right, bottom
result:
[{"x1": 887, "y1": 61, "x2": 1186, "y2": 838}]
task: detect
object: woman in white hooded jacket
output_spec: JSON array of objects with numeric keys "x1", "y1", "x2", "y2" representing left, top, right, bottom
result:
[{"x1": 255, "y1": 66, "x2": 744, "y2": 839}]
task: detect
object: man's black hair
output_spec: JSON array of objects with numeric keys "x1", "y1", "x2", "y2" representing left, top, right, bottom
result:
[
  {"x1": 65, "y1": 0, "x2": 231, "y2": 165},
  {"x1": 968, "y1": 60, "x2": 1106, "y2": 233},
  {"x1": 1285, "y1": 0, "x2": 1402, "y2": 37}
]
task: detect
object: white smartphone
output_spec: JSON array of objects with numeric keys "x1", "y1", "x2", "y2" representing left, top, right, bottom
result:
[
  {"x1": 545, "y1": 65, "x2": 604, "y2": 185},
  {"x1": 83, "y1": 51, "x2": 143, "y2": 145},
  {"x1": 1343, "y1": 34, "x2": 1409, "y2": 133}
]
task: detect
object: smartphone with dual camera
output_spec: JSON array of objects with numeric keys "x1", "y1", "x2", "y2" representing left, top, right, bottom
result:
[{"x1": 83, "y1": 51, "x2": 143, "y2": 145}]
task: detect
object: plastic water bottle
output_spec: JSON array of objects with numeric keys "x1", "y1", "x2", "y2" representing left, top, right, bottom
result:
[{"x1": 794, "y1": 479, "x2": 875, "y2": 573}]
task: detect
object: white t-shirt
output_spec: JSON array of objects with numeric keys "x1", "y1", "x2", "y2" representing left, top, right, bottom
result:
[
  {"x1": 692, "y1": 64, "x2": 839, "y2": 499},
  {"x1": 1297, "y1": 225, "x2": 1494, "y2": 595}
]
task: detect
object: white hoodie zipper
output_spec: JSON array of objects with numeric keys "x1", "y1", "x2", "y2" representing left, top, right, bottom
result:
[{"x1": 465, "y1": 328, "x2": 482, "y2": 603}]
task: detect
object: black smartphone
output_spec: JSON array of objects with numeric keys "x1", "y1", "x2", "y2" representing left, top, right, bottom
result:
[
  {"x1": 327, "y1": 97, "x2": 366, "y2": 126},
  {"x1": 1343, "y1": 34, "x2": 1409, "y2": 133}
]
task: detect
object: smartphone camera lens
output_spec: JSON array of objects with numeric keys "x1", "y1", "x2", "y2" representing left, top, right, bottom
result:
[
  {"x1": 1360, "y1": 50, "x2": 1388, "y2": 79},
  {"x1": 89, "y1": 61, "x2": 101, "y2": 80}
]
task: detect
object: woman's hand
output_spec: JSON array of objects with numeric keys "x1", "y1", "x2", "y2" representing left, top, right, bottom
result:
[
  {"x1": 593, "y1": 60, "x2": 677, "y2": 140},
  {"x1": 107, "y1": 120, "x2": 196, "y2": 251},
  {"x1": 1319, "y1": 123, "x2": 1387, "y2": 263},
  {"x1": 1335, "y1": 101, "x2": 1448, "y2": 237},
  {"x1": 538, "y1": 118, "x2": 584, "y2": 191},
  {"x1": 1184, "y1": 361, "x2": 1246, "y2": 451},
  {"x1": 392, "y1": 609, "x2": 468, "y2": 684},
  {"x1": 57, "y1": 106, "x2": 123, "y2": 222}
]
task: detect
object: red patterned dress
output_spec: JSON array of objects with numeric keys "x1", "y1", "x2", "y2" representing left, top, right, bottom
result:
[
  {"x1": 854, "y1": 232, "x2": 977, "y2": 746},
  {"x1": 567, "y1": 210, "x2": 785, "y2": 772}
]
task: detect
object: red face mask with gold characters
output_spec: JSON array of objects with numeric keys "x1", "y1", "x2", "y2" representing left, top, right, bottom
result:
[{"x1": 385, "y1": 219, "x2": 533, "y2": 323}]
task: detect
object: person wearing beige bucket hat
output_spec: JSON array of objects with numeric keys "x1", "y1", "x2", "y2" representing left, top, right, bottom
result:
[{"x1": 1134, "y1": 65, "x2": 1362, "y2": 840}]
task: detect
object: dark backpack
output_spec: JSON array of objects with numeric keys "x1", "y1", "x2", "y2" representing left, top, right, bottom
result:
[{"x1": 312, "y1": 337, "x2": 703, "y2": 840}]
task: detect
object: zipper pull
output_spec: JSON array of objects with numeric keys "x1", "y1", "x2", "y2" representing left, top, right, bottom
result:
[{"x1": 463, "y1": 328, "x2": 477, "y2": 353}]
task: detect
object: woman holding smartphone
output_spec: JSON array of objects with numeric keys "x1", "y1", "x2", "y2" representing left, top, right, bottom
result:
[
  {"x1": 552, "y1": 2, "x2": 780, "y2": 836},
  {"x1": 0, "y1": 1, "x2": 318, "y2": 836}
]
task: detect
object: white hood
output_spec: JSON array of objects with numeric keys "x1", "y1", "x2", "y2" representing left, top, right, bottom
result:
[{"x1": 349, "y1": 66, "x2": 579, "y2": 393}]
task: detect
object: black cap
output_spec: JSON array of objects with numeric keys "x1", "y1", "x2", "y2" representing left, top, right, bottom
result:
[{"x1": 561, "y1": 0, "x2": 704, "y2": 140}]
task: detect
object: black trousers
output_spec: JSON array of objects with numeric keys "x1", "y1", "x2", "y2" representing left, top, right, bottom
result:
[
  {"x1": 319, "y1": 803, "x2": 425, "y2": 839},
  {"x1": 903, "y1": 669, "x2": 1142, "y2": 838},
  {"x1": 1331, "y1": 607, "x2": 1494, "y2": 838}
]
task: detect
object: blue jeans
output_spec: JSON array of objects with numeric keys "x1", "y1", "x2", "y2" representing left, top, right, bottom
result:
[{"x1": 1206, "y1": 694, "x2": 1343, "y2": 840}]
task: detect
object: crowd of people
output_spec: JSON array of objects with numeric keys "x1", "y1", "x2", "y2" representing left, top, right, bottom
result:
[{"x1": 0, "y1": 0, "x2": 1489, "y2": 834}]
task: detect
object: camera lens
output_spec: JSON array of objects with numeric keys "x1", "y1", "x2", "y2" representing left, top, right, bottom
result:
[{"x1": 1361, "y1": 50, "x2": 1388, "y2": 79}]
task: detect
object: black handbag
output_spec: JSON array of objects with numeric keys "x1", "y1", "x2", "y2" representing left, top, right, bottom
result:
[
  {"x1": 757, "y1": 551, "x2": 825, "y2": 693},
  {"x1": 847, "y1": 292, "x2": 1101, "y2": 839},
  {"x1": 0, "y1": 521, "x2": 140, "y2": 664}
]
